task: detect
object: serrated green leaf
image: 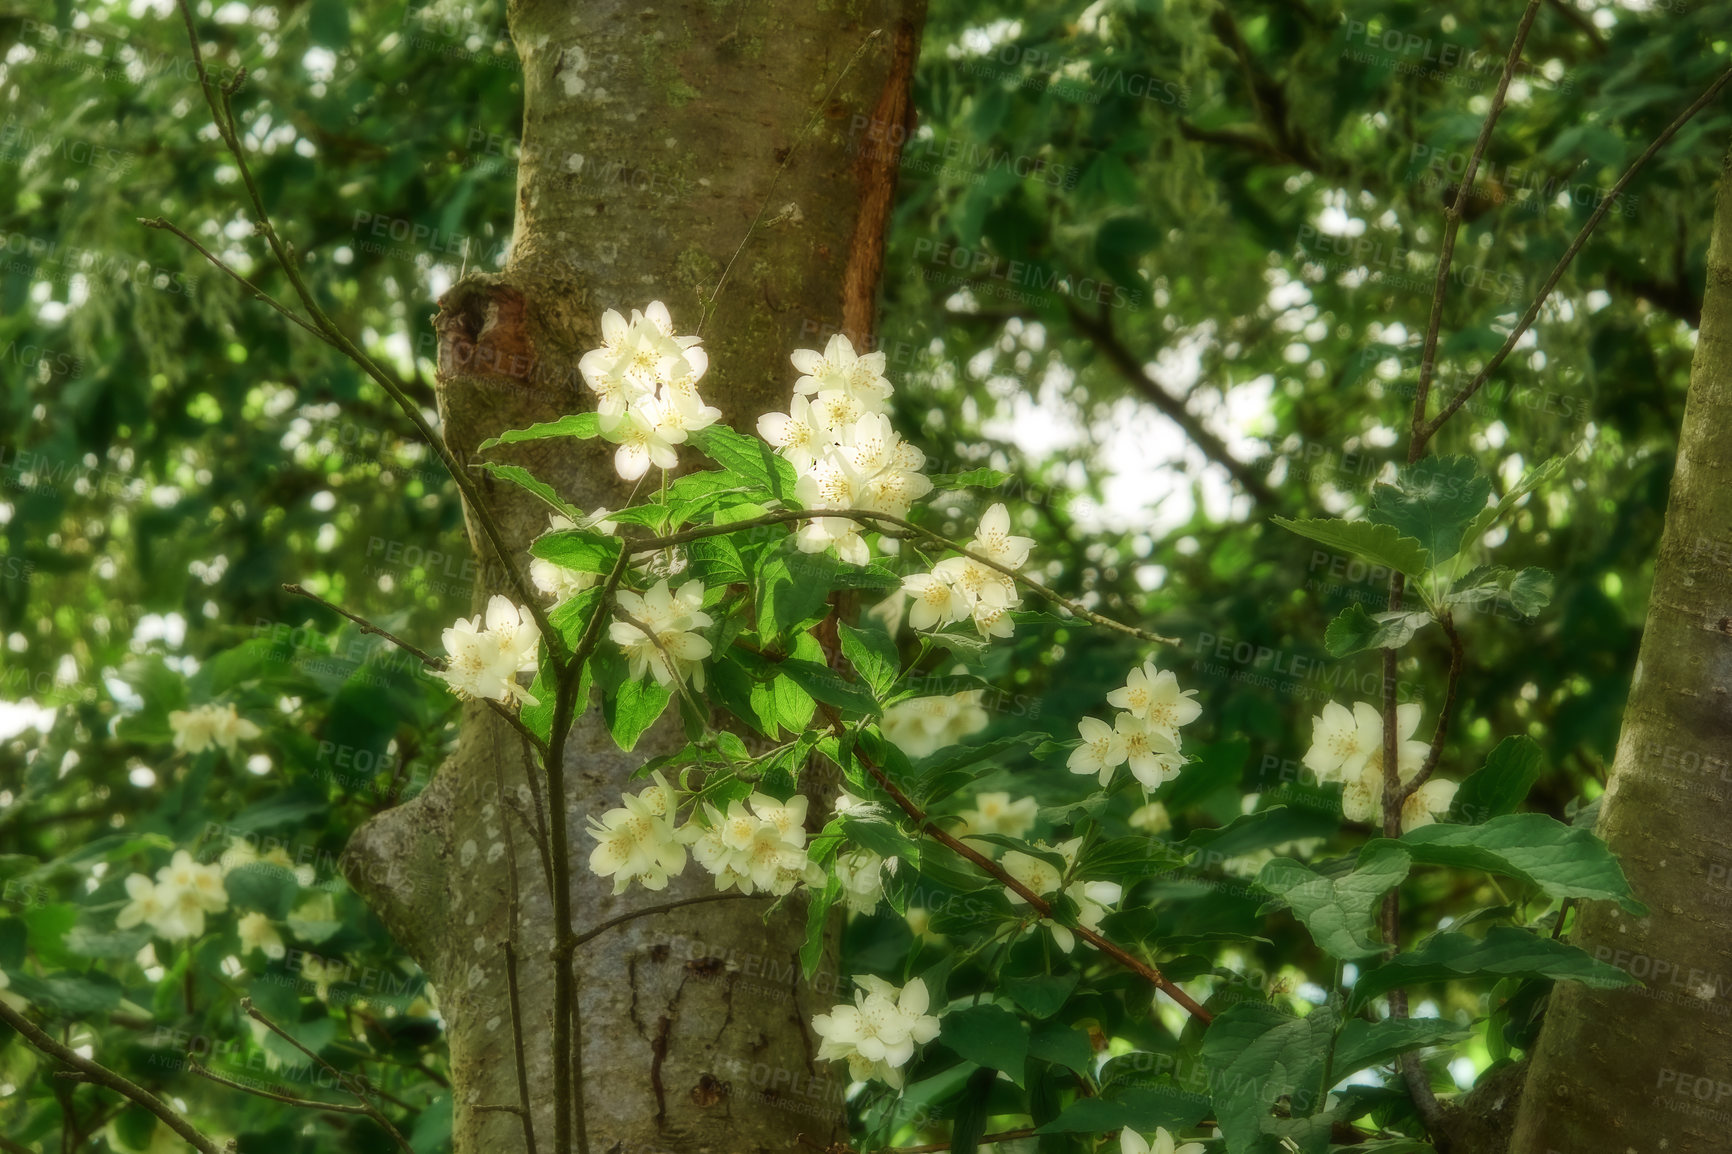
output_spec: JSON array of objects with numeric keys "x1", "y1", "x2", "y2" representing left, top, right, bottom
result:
[
  {"x1": 1271, "y1": 517, "x2": 1430, "y2": 577},
  {"x1": 1331, "y1": 1017, "x2": 1470, "y2": 1075},
  {"x1": 1349, "y1": 926, "x2": 1638, "y2": 1009},
  {"x1": 476, "y1": 412, "x2": 601, "y2": 451},
  {"x1": 1450, "y1": 736, "x2": 1544, "y2": 823},
  {"x1": 1257, "y1": 851, "x2": 1410, "y2": 960},
  {"x1": 688, "y1": 425, "x2": 797, "y2": 501},
  {"x1": 1324, "y1": 603, "x2": 1432, "y2": 657},
  {"x1": 530, "y1": 529, "x2": 622, "y2": 575},
  {"x1": 475, "y1": 461, "x2": 580, "y2": 518},
  {"x1": 605, "y1": 678, "x2": 671, "y2": 752},
  {"x1": 1201, "y1": 1001, "x2": 1337, "y2": 1152},
  {"x1": 775, "y1": 658, "x2": 880, "y2": 717},
  {"x1": 224, "y1": 863, "x2": 301, "y2": 919},
  {"x1": 1447, "y1": 565, "x2": 1553, "y2": 617},
  {"x1": 1365, "y1": 813, "x2": 1644, "y2": 914},
  {"x1": 1460, "y1": 456, "x2": 1566, "y2": 546},
  {"x1": 838, "y1": 622, "x2": 900, "y2": 699},
  {"x1": 1368, "y1": 455, "x2": 1490, "y2": 566},
  {"x1": 1003, "y1": 973, "x2": 1079, "y2": 1019},
  {"x1": 940, "y1": 1003, "x2": 1029, "y2": 1086}
]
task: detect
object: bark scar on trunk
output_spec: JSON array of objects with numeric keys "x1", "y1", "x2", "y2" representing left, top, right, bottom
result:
[{"x1": 436, "y1": 280, "x2": 539, "y2": 385}]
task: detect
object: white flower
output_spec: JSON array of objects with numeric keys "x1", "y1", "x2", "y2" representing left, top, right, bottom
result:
[
  {"x1": 1067, "y1": 715, "x2": 1127, "y2": 786},
  {"x1": 286, "y1": 893, "x2": 338, "y2": 941},
  {"x1": 587, "y1": 772, "x2": 687, "y2": 894},
  {"x1": 530, "y1": 510, "x2": 618, "y2": 602},
  {"x1": 1304, "y1": 700, "x2": 1427, "y2": 786},
  {"x1": 881, "y1": 691, "x2": 989, "y2": 758},
  {"x1": 1001, "y1": 841, "x2": 1071, "y2": 905},
  {"x1": 834, "y1": 849, "x2": 890, "y2": 915},
  {"x1": 120, "y1": 851, "x2": 228, "y2": 941},
  {"x1": 237, "y1": 912, "x2": 286, "y2": 960},
  {"x1": 1122, "y1": 1126, "x2": 1205, "y2": 1154},
  {"x1": 168, "y1": 703, "x2": 261, "y2": 756},
  {"x1": 1116, "y1": 713, "x2": 1184, "y2": 791},
  {"x1": 609, "y1": 579, "x2": 714, "y2": 690},
  {"x1": 791, "y1": 414, "x2": 932, "y2": 565},
  {"x1": 791, "y1": 334, "x2": 894, "y2": 414},
  {"x1": 436, "y1": 596, "x2": 542, "y2": 706},
  {"x1": 812, "y1": 974, "x2": 940, "y2": 1089},
  {"x1": 688, "y1": 793, "x2": 813, "y2": 896},
  {"x1": 956, "y1": 792, "x2": 1039, "y2": 841},
  {"x1": 968, "y1": 504, "x2": 1034, "y2": 570},
  {"x1": 1106, "y1": 661, "x2": 1201, "y2": 739},
  {"x1": 902, "y1": 572, "x2": 968, "y2": 631},
  {"x1": 1051, "y1": 878, "x2": 1121, "y2": 953},
  {"x1": 931, "y1": 554, "x2": 1017, "y2": 616},
  {"x1": 1129, "y1": 802, "x2": 1171, "y2": 834},
  {"x1": 579, "y1": 301, "x2": 704, "y2": 415},
  {"x1": 757, "y1": 395, "x2": 825, "y2": 472},
  {"x1": 602, "y1": 398, "x2": 684, "y2": 481},
  {"x1": 1321, "y1": 702, "x2": 1446, "y2": 832}
]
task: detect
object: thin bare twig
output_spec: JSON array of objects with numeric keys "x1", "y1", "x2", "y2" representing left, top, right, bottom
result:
[
  {"x1": 491, "y1": 734, "x2": 541, "y2": 1154},
  {"x1": 1407, "y1": 0, "x2": 1545, "y2": 458},
  {"x1": 185, "y1": 1054, "x2": 369, "y2": 1115},
  {"x1": 240, "y1": 999, "x2": 413, "y2": 1154},
  {"x1": 0, "y1": 1000, "x2": 231, "y2": 1153},
  {"x1": 170, "y1": 0, "x2": 562, "y2": 662},
  {"x1": 1418, "y1": 62, "x2": 1732, "y2": 448},
  {"x1": 572, "y1": 892, "x2": 754, "y2": 949}
]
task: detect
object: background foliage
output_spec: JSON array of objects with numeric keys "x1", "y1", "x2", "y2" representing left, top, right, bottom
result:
[{"x1": 1, "y1": 0, "x2": 1727, "y2": 1149}]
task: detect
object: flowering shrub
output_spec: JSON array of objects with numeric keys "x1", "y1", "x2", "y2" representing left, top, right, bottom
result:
[{"x1": 396, "y1": 302, "x2": 1637, "y2": 1150}]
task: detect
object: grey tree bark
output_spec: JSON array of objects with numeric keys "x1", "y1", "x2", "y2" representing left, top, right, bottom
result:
[
  {"x1": 1506, "y1": 147, "x2": 1732, "y2": 1153},
  {"x1": 340, "y1": 4, "x2": 924, "y2": 1150}
]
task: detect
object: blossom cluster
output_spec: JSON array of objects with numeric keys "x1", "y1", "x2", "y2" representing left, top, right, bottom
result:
[
  {"x1": 529, "y1": 508, "x2": 618, "y2": 603},
  {"x1": 169, "y1": 702, "x2": 260, "y2": 756},
  {"x1": 880, "y1": 689, "x2": 989, "y2": 758},
  {"x1": 609, "y1": 578, "x2": 714, "y2": 690},
  {"x1": 579, "y1": 301, "x2": 721, "y2": 481},
  {"x1": 434, "y1": 594, "x2": 541, "y2": 706},
  {"x1": 115, "y1": 841, "x2": 318, "y2": 960},
  {"x1": 757, "y1": 335, "x2": 933, "y2": 565},
  {"x1": 812, "y1": 975, "x2": 942, "y2": 1087},
  {"x1": 902, "y1": 503, "x2": 1034, "y2": 639},
  {"x1": 1302, "y1": 700, "x2": 1456, "y2": 831},
  {"x1": 1067, "y1": 658, "x2": 1200, "y2": 792},
  {"x1": 1001, "y1": 837, "x2": 1121, "y2": 953}
]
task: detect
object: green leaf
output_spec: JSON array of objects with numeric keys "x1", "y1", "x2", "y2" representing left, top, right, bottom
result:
[
  {"x1": 224, "y1": 863, "x2": 301, "y2": 919},
  {"x1": 1271, "y1": 517, "x2": 1430, "y2": 577},
  {"x1": 928, "y1": 468, "x2": 1012, "y2": 490},
  {"x1": 475, "y1": 461, "x2": 580, "y2": 518},
  {"x1": 1201, "y1": 1001, "x2": 1337, "y2": 1152},
  {"x1": 1003, "y1": 973, "x2": 1078, "y2": 1019},
  {"x1": 1331, "y1": 1017, "x2": 1471, "y2": 1075},
  {"x1": 1447, "y1": 566, "x2": 1553, "y2": 617},
  {"x1": 775, "y1": 658, "x2": 880, "y2": 717},
  {"x1": 1077, "y1": 836, "x2": 1187, "y2": 882},
  {"x1": 1366, "y1": 813, "x2": 1645, "y2": 914},
  {"x1": 1450, "y1": 736, "x2": 1544, "y2": 823},
  {"x1": 1460, "y1": 456, "x2": 1566, "y2": 546},
  {"x1": 838, "y1": 622, "x2": 900, "y2": 699},
  {"x1": 1323, "y1": 603, "x2": 1431, "y2": 657},
  {"x1": 801, "y1": 872, "x2": 840, "y2": 979},
  {"x1": 940, "y1": 1003, "x2": 1029, "y2": 1086},
  {"x1": 1257, "y1": 851, "x2": 1410, "y2": 960},
  {"x1": 1029, "y1": 1023, "x2": 1094, "y2": 1075},
  {"x1": 605, "y1": 678, "x2": 671, "y2": 752},
  {"x1": 1349, "y1": 926, "x2": 1639, "y2": 1009},
  {"x1": 476, "y1": 412, "x2": 601, "y2": 451},
  {"x1": 686, "y1": 536, "x2": 749, "y2": 586},
  {"x1": 7, "y1": 971, "x2": 124, "y2": 1016},
  {"x1": 530, "y1": 529, "x2": 622, "y2": 575},
  {"x1": 756, "y1": 553, "x2": 833, "y2": 642},
  {"x1": 688, "y1": 425, "x2": 797, "y2": 501},
  {"x1": 1367, "y1": 455, "x2": 1490, "y2": 566}
]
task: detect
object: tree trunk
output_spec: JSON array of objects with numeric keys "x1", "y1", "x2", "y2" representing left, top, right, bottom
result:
[
  {"x1": 1506, "y1": 147, "x2": 1732, "y2": 1153},
  {"x1": 340, "y1": 4, "x2": 923, "y2": 1150}
]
